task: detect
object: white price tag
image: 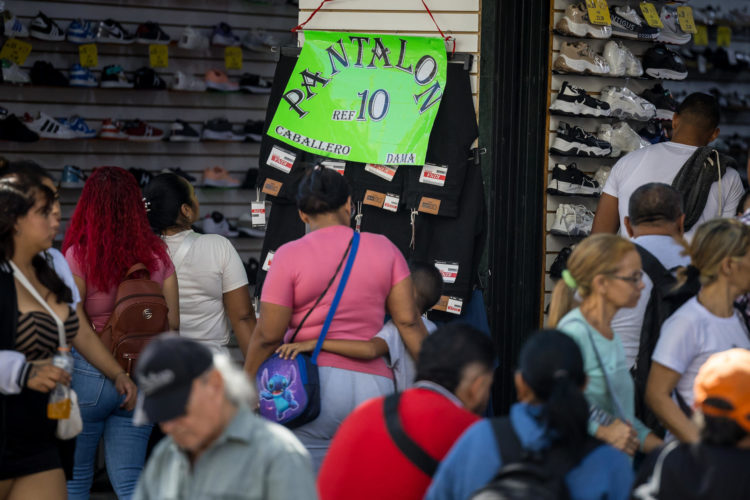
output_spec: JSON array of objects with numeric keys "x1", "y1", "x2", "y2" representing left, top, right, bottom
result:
[
  {"x1": 267, "y1": 146, "x2": 295, "y2": 174},
  {"x1": 446, "y1": 297, "x2": 463, "y2": 315},
  {"x1": 434, "y1": 261, "x2": 459, "y2": 284},
  {"x1": 262, "y1": 250, "x2": 275, "y2": 271},
  {"x1": 365, "y1": 163, "x2": 398, "y2": 182},
  {"x1": 383, "y1": 193, "x2": 400, "y2": 212},
  {"x1": 321, "y1": 160, "x2": 346, "y2": 175},
  {"x1": 419, "y1": 163, "x2": 448, "y2": 187},
  {"x1": 251, "y1": 202, "x2": 266, "y2": 226}
]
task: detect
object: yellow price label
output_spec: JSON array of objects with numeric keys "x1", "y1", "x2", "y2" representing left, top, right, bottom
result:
[
  {"x1": 676, "y1": 6, "x2": 697, "y2": 34},
  {"x1": 149, "y1": 44, "x2": 169, "y2": 68},
  {"x1": 586, "y1": 0, "x2": 611, "y2": 25},
  {"x1": 717, "y1": 26, "x2": 732, "y2": 47},
  {"x1": 0, "y1": 38, "x2": 32, "y2": 65},
  {"x1": 694, "y1": 25, "x2": 708, "y2": 46},
  {"x1": 78, "y1": 44, "x2": 98, "y2": 68},
  {"x1": 224, "y1": 46, "x2": 243, "y2": 70},
  {"x1": 639, "y1": 2, "x2": 663, "y2": 28}
]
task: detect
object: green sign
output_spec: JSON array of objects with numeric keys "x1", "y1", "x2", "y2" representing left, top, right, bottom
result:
[{"x1": 268, "y1": 31, "x2": 447, "y2": 165}]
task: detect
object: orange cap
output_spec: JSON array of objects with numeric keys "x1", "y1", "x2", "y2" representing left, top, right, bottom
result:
[{"x1": 693, "y1": 348, "x2": 750, "y2": 433}]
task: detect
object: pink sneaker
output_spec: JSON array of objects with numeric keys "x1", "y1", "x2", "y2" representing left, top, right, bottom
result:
[
  {"x1": 203, "y1": 166, "x2": 240, "y2": 188},
  {"x1": 205, "y1": 69, "x2": 239, "y2": 92}
]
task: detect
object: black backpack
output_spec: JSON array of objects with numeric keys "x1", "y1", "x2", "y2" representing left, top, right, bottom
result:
[
  {"x1": 469, "y1": 417, "x2": 601, "y2": 500},
  {"x1": 631, "y1": 245, "x2": 699, "y2": 436}
]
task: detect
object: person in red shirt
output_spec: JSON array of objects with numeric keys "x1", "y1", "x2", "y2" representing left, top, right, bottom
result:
[{"x1": 317, "y1": 323, "x2": 495, "y2": 500}]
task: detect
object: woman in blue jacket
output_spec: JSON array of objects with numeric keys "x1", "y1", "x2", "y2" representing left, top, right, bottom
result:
[{"x1": 425, "y1": 329, "x2": 634, "y2": 500}]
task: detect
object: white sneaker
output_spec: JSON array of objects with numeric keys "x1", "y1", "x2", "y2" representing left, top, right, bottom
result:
[
  {"x1": 202, "y1": 212, "x2": 239, "y2": 237},
  {"x1": 593, "y1": 166, "x2": 611, "y2": 189},
  {"x1": 624, "y1": 48, "x2": 644, "y2": 77},
  {"x1": 599, "y1": 86, "x2": 656, "y2": 121},
  {"x1": 178, "y1": 26, "x2": 209, "y2": 50},
  {"x1": 2, "y1": 8, "x2": 28, "y2": 37},
  {"x1": 1, "y1": 59, "x2": 30, "y2": 84},
  {"x1": 171, "y1": 71, "x2": 207, "y2": 92},
  {"x1": 242, "y1": 29, "x2": 279, "y2": 52},
  {"x1": 658, "y1": 6, "x2": 692, "y2": 45},
  {"x1": 608, "y1": 121, "x2": 650, "y2": 155},
  {"x1": 550, "y1": 204, "x2": 593, "y2": 237},
  {"x1": 23, "y1": 112, "x2": 77, "y2": 140},
  {"x1": 603, "y1": 40, "x2": 629, "y2": 77}
]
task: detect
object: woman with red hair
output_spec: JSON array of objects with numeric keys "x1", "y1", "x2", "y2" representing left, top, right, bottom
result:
[{"x1": 62, "y1": 167, "x2": 178, "y2": 500}]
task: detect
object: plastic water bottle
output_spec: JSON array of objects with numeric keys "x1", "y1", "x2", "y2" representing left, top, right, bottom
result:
[{"x1": 47, "y1": 347, "x2": 73, "y2": 420}]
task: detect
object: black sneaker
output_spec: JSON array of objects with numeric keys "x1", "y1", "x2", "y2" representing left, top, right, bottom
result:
[
  {"x1": 550, "y1": 246, "x2": 573, "y2": 281},
  {"x1": 239, "y1": 73, "x2": 272, "y2": 94},
  {"x1": 550, "y1": 81, "x2": 610, "y2": 118},
  {"x1": 643, "y1": 44, "x2": 688, "y2": 80},
  {"x1": 29, "y1": 11, "x2": 65, "y2": 41},
  {"x1": 242, "y1": 120, "x2": 264, "y2": 142},
  {"x1": 639, "y1": 120, "x2": 669, "y2": 144},
  {"x1": 547, "y1": 163, "x2": 600, "y2": 197},
  {"x1": 0, "y1": 114, "x2": 39, "y2": 142},
  {"x1": 168, "y1": 120, "x2": 201, "y2": 142},
  {"x1": 135, "y1": 21, "x2": 170, "y2": 45},
  {"x1": 162, "y1": 167, "x2": 197, "y2": 183},
  {"x1": 202, "y1": 118, "x2": 244, "y2": 141},
  {"x1": 610, "y1": 5, "x2": 660, "y2": 41},
  {"x1": 640, "y1": 84, "x2": 677, "y2": 120},
  {"x1": 128, "y1": 167, "x2": 153, "y2": 188},
  {"x1": 30, "y1": 61, "x2": 68, "y2": 86},
  {"x1": 97, "y1": 19, "x2": 134, "y2": 44},
  {"x1": 550, "y1": 122, "x2": 612, "y2": 157},
  {"x1": 134, "y1": 67, "x2": 166, "y2": 90},
  {"x1": 100, "y1": 65, "x2": 133, "y2": 88}
]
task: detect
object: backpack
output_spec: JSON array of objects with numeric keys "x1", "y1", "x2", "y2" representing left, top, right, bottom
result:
[
  {"x1": 99, "y1": 263, "x2": 170, "y2": 375},
  {"x1": 469, "y1": 417, "x2": 601, "y2": 500},
  {"x1": 631, "y1": 245, "x2": 699, "y2": 436}
]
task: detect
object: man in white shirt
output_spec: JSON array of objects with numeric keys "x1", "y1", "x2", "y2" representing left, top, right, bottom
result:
[{"x1": 593, "y1": 93, "x2": 744, "y2": 241}]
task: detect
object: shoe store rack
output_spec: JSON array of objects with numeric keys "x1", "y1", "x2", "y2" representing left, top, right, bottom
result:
[{"x1": 0, "y1": 0, "x2": 298, "y2": 265}]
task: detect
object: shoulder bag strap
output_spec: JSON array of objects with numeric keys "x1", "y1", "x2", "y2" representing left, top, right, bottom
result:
[
  {"x1": 9, "y1": 261, "x2": 67, "y2": 349},
  {"x1": 124, "y1": 263, "x2": 149, "y2": 279},
  {"x1": 383, "y1": 391, "x2": 440, "y2": 477},
  {"x1": 170, "y1": 231, "x2": 200, "y2": 272},
  {"x1": 489, "y1": 416, "x2": 523, "y2": 466}
]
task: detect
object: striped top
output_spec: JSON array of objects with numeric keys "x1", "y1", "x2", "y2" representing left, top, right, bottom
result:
[{"x1": 15, "y1": 309, "x2": 79, "y2": 360}]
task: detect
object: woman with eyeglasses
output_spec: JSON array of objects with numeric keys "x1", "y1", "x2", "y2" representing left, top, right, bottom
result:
[
  {"x1": 549, "y1": 234, "x2": 663, "y2": 456},
  {"x1": 646, "y1": 218, "x2": 750, "y2": 444}
]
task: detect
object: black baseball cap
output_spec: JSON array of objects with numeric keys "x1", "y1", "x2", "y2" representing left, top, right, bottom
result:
[{"x1": 133, "y1": 335, "x2": 213, "y2": 425}]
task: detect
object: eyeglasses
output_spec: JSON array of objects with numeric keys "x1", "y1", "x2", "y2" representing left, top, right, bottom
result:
[{"x1": 609, "y1": 270, "x2": 644, "y2": 285}]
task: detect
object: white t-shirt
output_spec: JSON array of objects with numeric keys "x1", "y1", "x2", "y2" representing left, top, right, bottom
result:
[
  {"x1": 164, "y1": 230, "x2": 248, "y2": 351},
  {"x1": 611, "y1": 235, "x2": 690, "y2": 369},
  {"x1": 376, "y1": 316, "x2": 437, "y2": 392},
  {"x1": 603, "y1": 142, "x2": 744, "y2": 240},
  {"x1": 652, "y1": 296, "x2": 750, "y2": 410},
  {"x1": 47, "y1": 247, "x2": 81, "y2": 308}
]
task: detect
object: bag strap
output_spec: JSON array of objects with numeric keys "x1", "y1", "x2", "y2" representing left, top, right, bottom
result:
[
  {"x1": 170, "y1": 230, "x2": 200, "y2": 272},
  {"x1": 632, "y1": 441, "x2": 679, "y2": 499},
  {"x1": 383, "y1": 392, "x2": 439, "y2": 477},
  {"x1": 490, "y1": 416, "x2": 523, "y2": 466},
  {"x1": 125, "y1": 263, "x2": 149, "y2": 279},
  {"x1": 9, "y1": 261, "x2": 67, "y2": 349}
]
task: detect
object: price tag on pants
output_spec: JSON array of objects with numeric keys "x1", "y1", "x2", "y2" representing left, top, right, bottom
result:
[
  {"x1": 262, "y1": 250, "x2": 275, "y2": 271},
  {"x1": 251, "y1": 202, "x2": 266, "y2": 226}
]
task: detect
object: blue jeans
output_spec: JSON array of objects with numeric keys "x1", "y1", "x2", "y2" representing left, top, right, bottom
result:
[{"x1": 67, "y1": 350, "x2": 152, "y2": 500}]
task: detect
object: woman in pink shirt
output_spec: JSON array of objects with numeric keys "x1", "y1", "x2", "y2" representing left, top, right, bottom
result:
[
  {"x1": 62, "y1": 167, "x2": 178, "y2": 499},
  {"x1": 245, "y1": 167, "x2": 427, "y2": 469}
]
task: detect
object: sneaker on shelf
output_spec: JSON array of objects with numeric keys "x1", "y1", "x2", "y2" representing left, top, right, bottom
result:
[
  {"x1": 69, "y1": 64, "x2": 98, "y2": 87},
  {"x1": 29, "y1": 11, "x2": 65, "y2": 41},
  {"x1": 624, "y1": 47, "x2": 644, "y2": 77},
  {"x1": 610, "y1": 5, "x2": 660, "y2": 41},
  {"x1": 30, "y1": 61, "x2": 68, "y2": 86},
  {"x1": 97, "y1": 19, "x2": 134, "y2": 44},
  {"x1": 554, "y1": 2, "x2": 612, "y2": 39},
  {"x1": 553, "y1": 41, "x2": 609, "y2": 75},
  {"x1": 242, "y1": 120, "x2": 264, "y2": 142},
  {"x1": 171, "y1": 71, "x2": 207, "y2": 92},
  {"x1": 550, "y1": 121, "x2": 612, "y2": 157},
  {"x1": 122, "y1": 120, "x2": 164, "y2": 142},
  {"x1": 211, "y1": 22, "x2": 240, "y2": 46},
  {"x1": 161, "y1": 167, "x2": 197, "y2": 183},
  {"x1": 599, "y1": 86, "x2": 656, "y2": 121},
  {"x1": 1, "y1": 59, "x2": 30, "y2": 84},
  {"x1": 203, "y1": 211, "x2": 239, "y2": 237},
  {"x1": 657, "y1": 5, "x2": 691, "y2": 45},
  {"x1": 599, "y1": 121, "x2": 649, "y2": 156},
  {"x1": 2, "y1": 8, "x2": 28, "y2": 38},
  {"x1": 550, "y1": 203, "x2": 594, "y2": 237},
  {"x1": 593, "y1": 166, "x2": 611, "y2": 188},
  {"x1": 203, "y1": 166, "x2": 241, "y2": 188},
  {"x1": 237, "y1": 212, "x2": 267, "y2": 237},
  {"x1": 638, "y1": 119, "x2": 669, "y2": 144},
  {"x1": 603, "y1": 40, "x2": 642, "y2": 77},
  {"x1": 58, "y1": 116, "x2": 97, "y2": 138},
  {"x1": 100, "y1": 65, "x2": 133, "y2": 88},
  {"x1": 178, "y1": 26, "x2": 210, "y2": 50},
  {"x1": 135, "y1": 21, "x2": 170, "y2": 44},
  {"x1": 168, "y1": 120, "x2": 201, "y2": 142},
  {"x1": 239, "y1": 73, "x2": 272, "y2": 94},
  {"x1": 134, "y1": 67, "x2": 166, "y2": 90},
  {"x1": 242, "y1": 29, "x2": 280, "y2": 52},
  {"x1": 202, "y1": 118, "x2": 244, "y2": 141},
  {"x1": 0, "y1": 113, "x2": 39, "y2": 142},
  {"x1": 640, "y1": 83, "x2": 677, "y2": 120},
  {"x1": 99, "y1": 118, "x2": 128, "y2": 140},
  {"x1": 643, "y1": 44, "x2": 688, "y2": 80},
  {"x1": 60, "y1": 165, "x2": 87, "y2": 188},
  {"x1": 66, "y1": 19, "x2": 96, "y2": 43},
  {"x1": 546, "y1": 163, "x2": 600, "y2": 197},
  {"x1": 205, "y1": 69, "x2": 239, "y2": 92},
  {"x1": 23, "y1": 112, "x2": 77, "y2": 140},
  {"x1": 550, "y1": 81, "x2": 610, "y2": 117},
  {"x1": 128, "y1": 167, "x2": 153, "y2": 188},
  {"x1": 549, "y1": 246, "x2": 573, "y2": 281}
]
